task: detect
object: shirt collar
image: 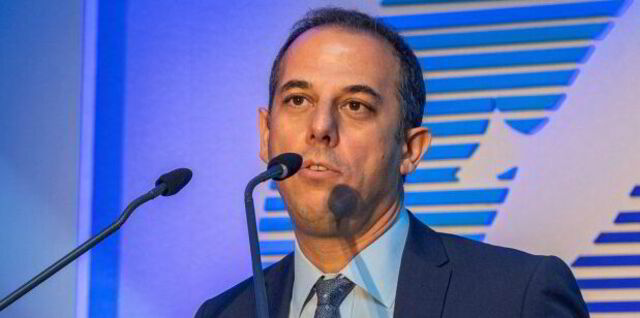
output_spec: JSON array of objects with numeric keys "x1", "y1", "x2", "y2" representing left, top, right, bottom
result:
[
  {"x1": 292, "y1": 238, "x2": 325, "y2": 315},
  {"x1": 291, "y1": 207, "x2": 410, "y2": 314}
]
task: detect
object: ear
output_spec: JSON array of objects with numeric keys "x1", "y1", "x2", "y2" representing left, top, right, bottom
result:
[
  {"x1": 399, "y1": 126, "x2": 431, "y2": 176},
  {"x1": 258, "y1": 108, "x2": 270, "y2": 164}
]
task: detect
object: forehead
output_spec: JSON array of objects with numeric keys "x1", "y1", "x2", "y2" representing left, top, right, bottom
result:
[{"x1": 278, "y1": 26, "x2": 400, "y2": 92}]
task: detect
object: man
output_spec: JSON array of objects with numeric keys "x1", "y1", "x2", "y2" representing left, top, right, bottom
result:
[{"x1": 196, "y1": 8, "x2": 588, "y2": 318}]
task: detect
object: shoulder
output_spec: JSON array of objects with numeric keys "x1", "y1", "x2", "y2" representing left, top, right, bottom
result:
[
  {"x1": 194, "y1": 275, "x2": 255, "y2": 318},
  {"x1": 194, "y1": 254, "x2": 294, "y2": 318},
  {"x1": 438, "y1": 232, "x2": 543, "y2": 270},
  {"x1": 435, "y1": 231, "x2": 574, "y2": 286},
  {"x1": 434, "y1": 232, "x2": 588, "y2": 316}
]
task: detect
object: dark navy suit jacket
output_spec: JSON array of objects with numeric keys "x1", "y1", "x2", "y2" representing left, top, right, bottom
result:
[{"x1": 195, "y1": 212, "x2": 589, "y2": 317}]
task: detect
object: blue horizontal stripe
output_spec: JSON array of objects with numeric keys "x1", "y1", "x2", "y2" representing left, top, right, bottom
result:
[
  {"x1": 424, "y1": 119, "x2": 489, "y2": 137},
  {"x1": 406, "y1": 167, "x2": 460, "y2": 183},
  {"x1": 615, "y1": 211, "x2": 640, "y2": 224},
  {"x1": 426, "y1": 98, "x2": 494, "y2": 116},
  {"x1": 259, "y1": 240, "x2": 294, "y2": 255},
  {"x1": 421, "y1": 47, "x2": 592, "y2": 71},
  {"x1": 415, "y1": 211, "x2": 496, "y2": 226},
  {"x1": 632, "y1": 185, "x2": 640, "y2": 197},
  {"x1": 380, "y1": 0, "x2": 625, "y2": 31},
  {"x1": 595, "y1": 232, "x2": 640, "y2": 243},
  {"x1": 573, "y1": 255, "x2": 640, "y2": 267},
  {"x1": 424, "y1": 143, "x2": 479, "y2": 160},
  {"x1": 578, "y1": 277, "x2": 640, "y2": 289},
  {"x1": 505, "y1": 118, "x2": 549, "y2": 135},
  {"x1": 405, "y1": 23, "x2": 610, "y2": 50},
  {"x1": 405, "y1": 188, "x2": 509, "y2": 206},
  {"x1": 264, "y1": 197, "x2": 287, "y2": 211},
  {"x1": 460, "y1": 233, "x2": 485, "y2": 242},
  {"x1": 426, "y1": 95, "x2": 565, "y2": 115},
  {"x1": 497, "y1": 167, "x2": 518, "y2": 181},
  {"x1": 587, "y1": 301, "x2": 640, "y2": 313},
  {"x1": 259, "y1": 217, "x2": 292, "y2": 231},
  {"x1": 496, "y1": 94, "x2": 565, "y2": 112},
  {"x1": 427, "y1": 70, "x2": 578, "y2": 93}
]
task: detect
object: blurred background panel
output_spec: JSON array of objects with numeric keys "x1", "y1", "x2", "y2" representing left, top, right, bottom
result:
[{"x1": 0, "y1": 1, "x2": 84, "y2": 318}]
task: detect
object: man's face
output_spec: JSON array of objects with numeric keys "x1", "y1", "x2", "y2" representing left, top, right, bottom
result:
[{"x1": 259, "y1": 27, "x2": 420, "y2": 237}]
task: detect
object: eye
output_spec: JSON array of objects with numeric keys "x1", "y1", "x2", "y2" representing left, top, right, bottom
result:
[
  {"x1": 341, "y1": 100, "x2": 374, "y2": 118},
  {"x1": 283, "y1": 95, "x2": 309, "y2": 107},
  {"x1": 347, "y1": 101, "x2": 362, "y2": 111},
  {"x1": 292, "y1": 96, "x2": 305, "y2": 106}
]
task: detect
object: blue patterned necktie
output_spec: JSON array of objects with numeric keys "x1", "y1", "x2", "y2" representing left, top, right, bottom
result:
[{"x1": 313, "y1": 275, "x2": 355, "y2": 318}]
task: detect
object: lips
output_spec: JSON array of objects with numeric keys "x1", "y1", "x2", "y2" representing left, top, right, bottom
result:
[
  {"x1": 309, "y1": 164, "x2": 328, "y2": 171},
  {"x1": 302, "y1": 160, "x2": 338, "y2": 173},
  {"x1": 299, "y1": 159, "x2": 341, "y2": 179}
]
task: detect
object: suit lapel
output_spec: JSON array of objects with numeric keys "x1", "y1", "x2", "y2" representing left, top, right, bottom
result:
[
  {"x1": 394, "y1": 212, "x2": 452, "y2": 318},
  {"x1": 265, "y1": 253, "x2": 295, "y2": 318}
]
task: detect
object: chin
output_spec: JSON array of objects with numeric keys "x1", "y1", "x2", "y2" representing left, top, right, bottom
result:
[
  {"x1": 280, "y1": 181, "x2": 361, "y2": 235},
  {"x1": 294, "y1": 222, "x2": 341, "y2": 238},
  {"x1": 289, "y1": 205, "x2": 364, "y2": 238}
]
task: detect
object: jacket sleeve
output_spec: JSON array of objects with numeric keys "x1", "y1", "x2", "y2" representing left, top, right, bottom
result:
[{"x1": 521, "y1": 255, "x2": 589, "y2": 317}]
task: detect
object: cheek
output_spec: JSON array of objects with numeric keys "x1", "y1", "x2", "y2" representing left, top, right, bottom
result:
[
  {"x1": 345, "y1": 136, "x2": 392, "y2": 180},
  {"x1": 269, "y1": 114, "x2": 304, "y2": 152}
]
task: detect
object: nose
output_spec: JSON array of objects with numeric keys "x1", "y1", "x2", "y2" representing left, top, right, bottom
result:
[{"x1": 307, "y1": 104, "x2": 338, "y2": 147}]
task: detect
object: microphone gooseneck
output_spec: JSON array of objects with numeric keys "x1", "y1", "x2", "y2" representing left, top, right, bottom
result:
[
  {"x1": 244, "y1": 153, "x2": 302, "y2": 318},
  {"x1": 0, "y1": 168, "x2": 192, "y2": 312}
]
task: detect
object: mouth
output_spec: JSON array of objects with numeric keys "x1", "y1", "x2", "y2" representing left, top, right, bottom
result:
[
  {"x1": 303, "y1": 160, "x2": 338, "y2": 172},
  {"x1": 308, "y1": 164, "x2": 329, "y2": 171},
  {"x1": 299, "y1": 160, "x2": 341, "y2": 179}
]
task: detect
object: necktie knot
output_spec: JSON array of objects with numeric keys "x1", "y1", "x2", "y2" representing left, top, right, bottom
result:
[{"x1": 313, "y1": 275, "x2": 355, "y2": 318}]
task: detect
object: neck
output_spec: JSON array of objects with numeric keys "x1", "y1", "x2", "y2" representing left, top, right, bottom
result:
[{"x1": 294, "y1": 200, "x2": 403, "y2": 273}]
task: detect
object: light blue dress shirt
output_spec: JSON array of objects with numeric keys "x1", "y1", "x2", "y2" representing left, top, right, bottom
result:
[{"x1": 288, "y1": 208, "x2": 410, "y2": 318}]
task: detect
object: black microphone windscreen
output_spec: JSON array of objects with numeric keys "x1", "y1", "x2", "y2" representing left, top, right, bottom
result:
[
  {"x1": 267, "y1": 153, "x2": 303, "y2": 180},
  {"x1": 155, "y1": 168, "x2": 193, "y2": 196}
]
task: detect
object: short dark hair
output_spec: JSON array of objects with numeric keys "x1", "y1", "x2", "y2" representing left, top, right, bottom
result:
[{"x1": 267, "y1": 7, "x2": 425, "y2": 138}]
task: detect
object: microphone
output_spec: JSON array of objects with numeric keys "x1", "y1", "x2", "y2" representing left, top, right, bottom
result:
[
  {"x1": 244, "y1": 153, "x2": 302, "y2": 318},
  {"x1": 155, "y1": 168, "x2": 193, "y2": 196},
  {"x1": 266, "y1": 152, "x2": 303, "y2": 181},
  {"x1": 0, "y1": 168, "x2": 192, "y2": 311}
]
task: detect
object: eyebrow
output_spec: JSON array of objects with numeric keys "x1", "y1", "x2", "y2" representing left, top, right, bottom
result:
[
  {"x1": 279, "y1": 80, "x2": 382, "y2": 103},
  {"x1": 279, "y1": 80, "x2": 311, "y2": 93},
  {"x1": 343, "y1": 84, "x2": 382, "y2": 103}
]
